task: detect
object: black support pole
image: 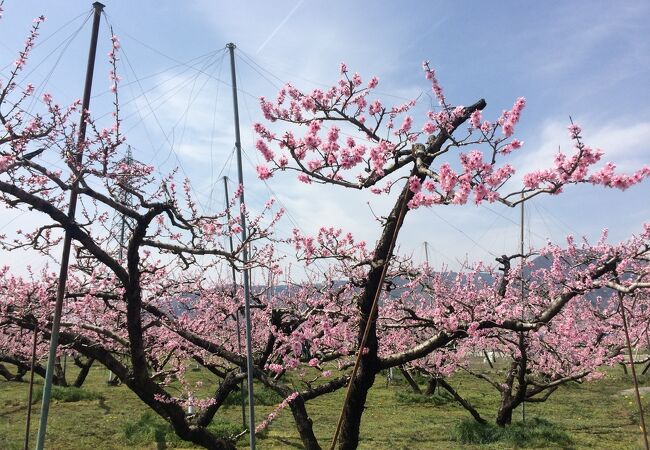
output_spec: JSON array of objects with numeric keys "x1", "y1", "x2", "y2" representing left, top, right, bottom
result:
[{"x1": 35, "y1": 4, "x2": 104, "y2": 449}]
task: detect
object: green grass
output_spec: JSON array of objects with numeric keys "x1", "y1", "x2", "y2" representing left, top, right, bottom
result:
[
  {"x1": 1, "y1": 363, "x2": 649, "y2": 449},
  {"x1": 453, "y1": 417, "x2": 573, "y2": 447},
  {"x1": 222, "y1": 385, "x2": 282, "y2": 406},
  {"x1": 123, "y1": 411, "x2": 184, "y2": 446},
  {"x1": 394, "y1": 389, "x2": 455, "y2": 406},
  {"x1": 31, "y1": 385, "x2": 104, "y2": 404}
]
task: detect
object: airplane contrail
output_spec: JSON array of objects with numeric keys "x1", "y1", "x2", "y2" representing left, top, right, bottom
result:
[{"x1": 256, "y1": 0, "x2": 305, "y2": 55}]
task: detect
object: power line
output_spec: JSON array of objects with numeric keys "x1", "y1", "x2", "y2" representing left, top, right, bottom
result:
[{"x1": 429, "y1": 207, "x2": 499, "y2": 259}]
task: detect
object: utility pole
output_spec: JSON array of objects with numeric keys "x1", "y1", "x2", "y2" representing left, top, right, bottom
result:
[
  {"x1": 224, "y1": 176, "x2": 247, "y2": 429},
  {"x1": 227, "y1": 42, "x2": 256, "y2": 449},
  {"x1": 36, "y1": 3, "x2": 104, "y2": 449}
]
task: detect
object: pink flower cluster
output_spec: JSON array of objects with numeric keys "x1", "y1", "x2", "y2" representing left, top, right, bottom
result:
[
  {"x1": 500, "y1": 97, "x2": 525, "y2": 137},
  {"x1": 254, "y1": 65, "x2": 423, "y2": 185},
  {"x1": 108, "y1": 35, "x2": 121, "y2": 93},
  {"x1": 522, "y1": 123, "x2": 650, "y2": 191},
  {"x1": 408, "y1": 150, "x2": 515, "y2": 209},
  {"x1": 255, "y1": 391, "x2": 300, "y2": 434},
  {"x1": 292, "y1": 226, "x2": 367, "y2": 263},
  {"x1": 422, "y1": 60, "x2": 447, "y2": 107},
  {"x1": 0, "y1": 155, "x2": 15, "y2": 173},
  {"x1": 13, "y1": 16, "x2": 45, "y2": 71}
]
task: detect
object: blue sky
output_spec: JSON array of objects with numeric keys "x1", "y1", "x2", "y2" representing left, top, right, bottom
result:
[{"x1": 1, "y1": 1, "x2": 649, "y2": 274}]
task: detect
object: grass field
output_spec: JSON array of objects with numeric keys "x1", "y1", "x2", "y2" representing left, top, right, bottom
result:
[{"x1": 1, "y1": 362, "x2": 648, "y2": 449}]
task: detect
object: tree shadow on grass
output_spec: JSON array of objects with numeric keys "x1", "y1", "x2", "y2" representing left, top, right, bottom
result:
[
  {"x1": 98, "y1": 397, "x2": 110, "y2": 415},
  {"x1": 268, "y1": 437, "x2": 303, "y2": 449}
]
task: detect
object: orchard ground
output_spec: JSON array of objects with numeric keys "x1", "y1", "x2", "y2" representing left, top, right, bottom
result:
[{"x1": 1, "y1": 361, "x2": 648, "y2": 449}]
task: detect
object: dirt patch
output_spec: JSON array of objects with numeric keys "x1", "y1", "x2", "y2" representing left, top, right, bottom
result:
[{"x1": 619, "y1": 386, "x2": 650, "y2": 396}]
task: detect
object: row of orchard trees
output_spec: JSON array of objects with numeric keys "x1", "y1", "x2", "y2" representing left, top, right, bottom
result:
[{"x1": 1, "y1": 10, "x2": 649, "y2": 450}]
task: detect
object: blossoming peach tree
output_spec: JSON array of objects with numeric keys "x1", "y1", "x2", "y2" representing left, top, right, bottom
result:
[
  {"x1": 0, "y1": 10, "x2": 372, "y2": 450},
  {"x1": 390, "y1": 237, "x2": 649, "y2": 427},
  {"x1": 253, "y1": 61, "x2": 650, "y2": 448},
  {"x1": 0, "y1": 10, "x2": 284, "y2": 450}
]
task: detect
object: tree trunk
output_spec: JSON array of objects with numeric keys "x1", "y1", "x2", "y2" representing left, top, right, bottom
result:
[
  {"x1": 336, "y1": 182, "x2": 411, "y2": 449},
  {"x1": 496, "y1": 359, "x2": 518, "y2": 427},
  {"x1": 14, "y1": 365, "x2": 27, "y2": 381},
  {"x1": 438, "y1": 378, "x2": 487, "y2": 424},
  {"x1": 73, "y1": 356, "x2": 94, "y2": 387},
  {"x1": 289, "y1": 395, "x2": 321, "y2": 450},
  {"x1": 425, "y1": 377, "x2": 438, "y2": 396},
  {"x1": 399, "y1": 367, "x2": 421, "y2": 394},
  {"x1": 0, "y1": 363, "x2": 26, "y2": 381},
  {"x1": 496, "y1": 402, "x2": 513, "y2": 427},
  {"x1": 338, "y1": 360, "x2": 378, "y2": 450},
  {"x1": 54, "y1": 357, "x2": 68, "y2": 387},
  {"x1": 0, "y1": 354, "x2": 65, "y2": 385},
  {"x1": 332, "y1": 100, "x2": 486, "y2": 449},
  {"x1": 0, "y1": 363, "x2": 13, "y2": 380}
]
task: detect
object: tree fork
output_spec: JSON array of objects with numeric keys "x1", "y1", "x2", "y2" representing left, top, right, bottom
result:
[{"x1": 331, "y1": 100, "x2": 487, "y2": 450}]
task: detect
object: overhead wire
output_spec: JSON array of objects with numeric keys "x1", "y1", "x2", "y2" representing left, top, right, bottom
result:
[
  {"x1": 207, "y1": 51, "x2": 228, "y2": 212},
  {"x1": 104, "y1": 12, "x2": 229, "y2": 216},
  {"x1": 429, "y1": 207, "x2": 499, "y2": 260},
  {"x1": 23, "y1": 11, "x2": 92, "y2": 113},
  {"x1": 0, "y1": 10, "x2": 94, "y2": 234},
  {"x1": 231, "y1": 57, "x2": 345, "y2": 258},
  {"x1": 0, "y1": 9, "x2": 90, "y2": 73},
  {"x1": 237, "y1": 48, "x2": 414, "y2": 101}
]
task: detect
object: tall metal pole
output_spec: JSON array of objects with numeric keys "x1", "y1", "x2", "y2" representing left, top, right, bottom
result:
[
  {"x1": 23, "y1": 325, "x2": 38, "y2": 450},
  {"x1": 36, "y1": 4, "x2": 104, "y2": 449},
  {"x1": 520, "y1": 194, "x2": 526, "y2": 424},
  {"x1": 224, "y1": 176, "x2": 247, "y2": 430},
  {"x1": 227, "y1": 42, "x2": 256, "y2": 449}
]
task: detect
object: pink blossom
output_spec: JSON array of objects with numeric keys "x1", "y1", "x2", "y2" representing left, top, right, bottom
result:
[
  {"x1": 438, "y1": 163, "x2": 458, "y2": 193},
  {"x1": 369, "y1": 100, "x2": 383, "y2": 115},
  {"x1": 408, "y1": 176, "x2": 421, "y2": 193},
  {"x1": 470, "y1": 110, "x2": 482, "y2": 129},
  {"x1": 397, "y1": 116, "x2": 413, "y2": 134},
  {"x1": 568, "y1": 123, "x2": 581, "y2": 138},
  {"x1": 422, "y1": 121, "x2": 437, "y2": 134},
  {"x1": 297, "y1": 173, "x2": 312, "y2": 184},
  {"x1": 408, "y1": 192, "x2": 437, "y2": 209},
  {"x1": 501, "y1": 97, "x2": 526, "y2": 137},
  {"x1": 256, "y1": 165, "x2": 272, "y2": 180},
  {"x1": 422, "y1": 61, "x2": 446, "y2": 106},
  {"x1": 0, "y1": 156, "x2": 15, "y2": 172}
]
